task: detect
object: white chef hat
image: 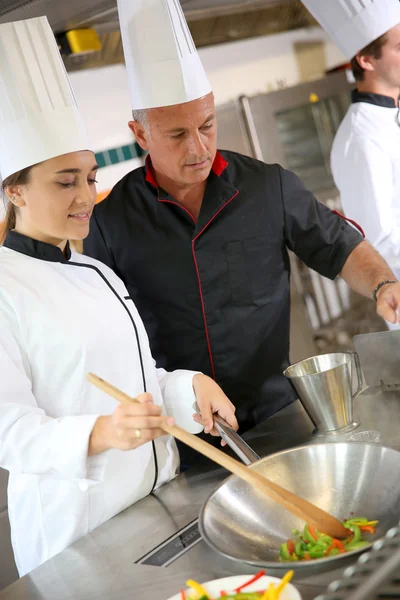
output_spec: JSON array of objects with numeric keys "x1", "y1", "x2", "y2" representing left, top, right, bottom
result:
[
  {"x1": 117, "y1": 0, "x2": 212, "y2": 110},
  {"x1": 302, "y1": 0, "x2": 400, "y2": 60},
  {"x1": 0, "y1": 16, "x2": 91, "y2": 183}
]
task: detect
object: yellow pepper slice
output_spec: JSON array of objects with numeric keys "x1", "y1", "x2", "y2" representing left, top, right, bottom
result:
[
  {"x1": 275, "y1": 570, "x2": 294, "y2": 598},
  {"x1": 261, "y1": 582, "x2": 277, "y2": 600},
  {"x1": 185, "y1": 579, "x2": 209, "y2": 599}
]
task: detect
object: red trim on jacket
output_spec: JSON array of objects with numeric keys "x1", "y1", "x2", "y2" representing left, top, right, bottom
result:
[
  {"x1": 192, "y1": 240, "x2": 216, "y2": 380},
  {"x1": 193, "y1": 191, "x2": 239, "y2": 240},
  {"x1": 333, "y1": 210, "x2": 365, "y2": 238},
  {"x1": 145, "y1": 151, "x2": 228, "y2": 189},
  {"x1": 145, "y1": 155, "x2": 158, "y2": 188},
  {"x1": 192, "y1": 190, "x2": 239, "y2": 379},
  {"x1": 158, "y1": 199, "x2": 196, "y2": 223}
]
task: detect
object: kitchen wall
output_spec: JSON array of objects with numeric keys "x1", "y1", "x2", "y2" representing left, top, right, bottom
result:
[{"x1": 69, "y1": 26, "x2": 346, "y2": 194}]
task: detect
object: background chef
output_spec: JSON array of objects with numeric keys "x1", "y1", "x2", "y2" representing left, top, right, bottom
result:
[
  {"x1": 0, "y1": 16, "x2": 237, "y2": 577},
  {"x1": 302, "y1": 0, "x2": 400, "y2": 328}
]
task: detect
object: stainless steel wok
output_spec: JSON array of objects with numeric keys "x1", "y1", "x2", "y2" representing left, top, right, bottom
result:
[{"x1": 198, "y1": 437, "x2": 400, "y2": 571}]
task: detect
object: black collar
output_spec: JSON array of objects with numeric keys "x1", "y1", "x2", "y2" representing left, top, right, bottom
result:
[
  {"x1": 3, "y1": 230, "x2": 71, "y2": 262},
  {"x1": 351, "y1": 89, "x2": 398, "y2": 108}
]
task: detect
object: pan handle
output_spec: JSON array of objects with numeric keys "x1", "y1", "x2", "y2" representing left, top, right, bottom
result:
[{"x1": 348, "y1": 350, "x2": 364, "y2": 398}]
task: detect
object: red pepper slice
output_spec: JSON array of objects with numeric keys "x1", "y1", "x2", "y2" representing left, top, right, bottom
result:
[
  {"x1": 359, "y1": 525, "x2": 376, "y2": 534},
  {"x1": 235, "y1": 570, "x2": 265, "y2": 592},
  {"x1": 327, "y1": 539, "x2": 345, "y2": 554},
  {"x1": 220, "y1": 592, "x2": 227, "y2": 597},
  {"x1": 336, "y1": 540, "x2": 345, "y2": 552},
  {"x1": 308, "y1": 525, "x2": 319, "y2": 541},
  {"x1": 180, "y1": 589, "x2": 186, "y2": 600},
  {"x1": 304, "y1": 552, "x2": 311, "y2": 560},
  {"x1": 287, "y1": 539, "x2": 295, "y2": 555}
]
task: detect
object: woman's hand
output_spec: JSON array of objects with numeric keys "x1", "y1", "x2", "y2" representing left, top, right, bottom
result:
[
  {"x1": 89, "y1": 393, "x2": 174, "y2": 455},
  {"x1": 192, "y1": 374, "x2": 238, "y2": 444}
]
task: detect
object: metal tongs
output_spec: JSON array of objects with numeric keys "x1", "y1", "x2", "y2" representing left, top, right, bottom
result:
[{"x1": 194, "y1": 402, "x2": 260, "y2": 465}]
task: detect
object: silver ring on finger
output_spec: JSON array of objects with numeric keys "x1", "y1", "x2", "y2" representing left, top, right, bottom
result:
[{"x1": 134, "y1": 429, "x2": 141, "y2": 439}]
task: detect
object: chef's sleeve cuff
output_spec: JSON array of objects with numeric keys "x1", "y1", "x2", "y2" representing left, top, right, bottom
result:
[
  {"x1": 162, "y1": 370, "x2": 204, "y2": 433},
  {"x1": 50, "y1": 414, "x2": 108, "y2": 482}
]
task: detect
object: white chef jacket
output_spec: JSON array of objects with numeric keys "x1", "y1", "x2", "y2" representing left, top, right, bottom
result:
[
  {"x1": 0, "y1": 230, "x2": 199, "y2": 577},
  {"x1": 331, "y1": 90, "x2": 400, "y2": 277}
]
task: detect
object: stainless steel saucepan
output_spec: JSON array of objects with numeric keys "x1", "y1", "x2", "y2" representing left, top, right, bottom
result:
[{"x1": 199, "y1": 415, "x2": 400, "y2": 572}]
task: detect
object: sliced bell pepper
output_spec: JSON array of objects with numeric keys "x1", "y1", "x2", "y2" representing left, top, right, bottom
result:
[
  {"x1": 327, "y1": 539, "x2": 345, "y2": 554},
  {"x1": 346, "y1": 517, "x2": 368, "y2": 523},
  {"x1": 319, "y1": 535, "x2": 333, "y2": 545},
  {"x1": 261, "y1": 583, "x2": 276, "y2": 600},
  {"x1": 287, "y1": 539, "x2": 295, "y2": 555},
  {"x1": 280, "y1": 543, "x2": 291, "y2": 561},
  {"x1": 295, "y1": 541, "x2": 304, "y2": 557},
  {"x1": 181, "y1": 590, "x2": 186, "y2": 600},
  {"x1": 308, "y1": 525, "x2": 319, "y2": 541},
  {"x1": 275, "y1": 570, "x2": 294, "y2": 598},
  {"x1": 303, "y1": 525, "x2": 317, "y2": 545},
  {"x1": 235, "y1": 570, "x2": 265, "y2": 592},
  {"x1": 308, "y1": 547, "x2": 326, "y2": 559},
  {"x1": 359, "y1": 525, "x2": 376, "y2": 534},
  {"x1": 344, "y1": 523, "x2": 361, "y2": 544},
  {"x1": 186, "y1": 579, "x2": 209, "y2": 599},
  {"x1": 314, "y1": 539, "x2": 329, "y2": 550}
]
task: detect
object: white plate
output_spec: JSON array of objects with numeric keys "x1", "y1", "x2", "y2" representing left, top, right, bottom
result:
[{"x1": 166, "y1": 574, "x2": 302, "y2": 599}]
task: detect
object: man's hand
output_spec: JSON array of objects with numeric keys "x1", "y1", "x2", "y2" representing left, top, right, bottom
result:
[
  {"x1": 340, "y1": 241, "x2": 399, "y2": 324},
  {"x1": 375, "y1": 283, "x2": 400, "y2": 325}
]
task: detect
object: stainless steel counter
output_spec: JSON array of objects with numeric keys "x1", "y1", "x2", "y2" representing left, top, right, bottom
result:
[{"x1": 1, "y1": 388, "x2": 399, "y2": 600}]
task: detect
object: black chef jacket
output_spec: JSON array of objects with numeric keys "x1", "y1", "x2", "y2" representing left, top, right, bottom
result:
[{"x1": 84, "y1": 150, "x2": 363, "y2": 431}]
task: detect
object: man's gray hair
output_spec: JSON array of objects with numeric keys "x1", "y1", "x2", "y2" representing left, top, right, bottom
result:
[{"x1": 132, "y1": 109, "x2": 149, "y2": 130}]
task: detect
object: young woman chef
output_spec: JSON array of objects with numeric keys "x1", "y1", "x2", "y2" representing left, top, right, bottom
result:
[{"x1": 0, "y1": 17, "x2": 237, "y2": 578}]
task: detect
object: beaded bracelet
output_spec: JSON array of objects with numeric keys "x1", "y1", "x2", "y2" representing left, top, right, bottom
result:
[{"x1": 372, "y1": 279, "x2": 398, "y2": 302}]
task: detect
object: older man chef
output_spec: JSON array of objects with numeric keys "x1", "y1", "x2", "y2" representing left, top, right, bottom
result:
[
  {"x1": 85, "y1": 0, "x2": 400, "y2": 461},
  {"x1": 0, "y1": 16, "x2": 236, "y2": 576},
  {"x1": 302, "y1": 0, "x2": 400, "y2": 328}
]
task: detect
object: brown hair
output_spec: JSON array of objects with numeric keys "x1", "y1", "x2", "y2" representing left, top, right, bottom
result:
[
  {"x1": 0, "y1": 167, "x2": 32, "y2": 245},
  {"x1": 351, "y1": 32, "x2": 389, "y2": 81}
]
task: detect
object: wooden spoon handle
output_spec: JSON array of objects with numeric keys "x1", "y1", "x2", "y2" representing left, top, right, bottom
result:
[{"x1": 86, "y1": 373, "x2": 348, "y2": 539}]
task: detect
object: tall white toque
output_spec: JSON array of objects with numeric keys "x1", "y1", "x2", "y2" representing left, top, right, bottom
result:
[
  {"x1": 117, "y1": 0, "x2": 212, "y2": 110},
  {"x1": 301, "y1": 0, "x2": 400, "y2": 59},
  {"x1": 0, "y1": 16, "x2": 91, "y2": 182}
]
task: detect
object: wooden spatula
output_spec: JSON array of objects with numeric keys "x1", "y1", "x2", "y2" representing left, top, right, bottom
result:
[{"x1": 87, "y1": 372, "x2": 349, "y2": 539}]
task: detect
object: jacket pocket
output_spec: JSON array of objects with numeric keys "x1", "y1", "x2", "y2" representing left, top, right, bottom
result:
[{"x1": 225, "y1": 238, "x2": 281, "y2": 306}]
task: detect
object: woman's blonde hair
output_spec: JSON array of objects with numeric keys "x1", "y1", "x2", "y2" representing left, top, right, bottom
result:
[{"x1": 0, "y1": 167, "x2": 32, "y2": 245}]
